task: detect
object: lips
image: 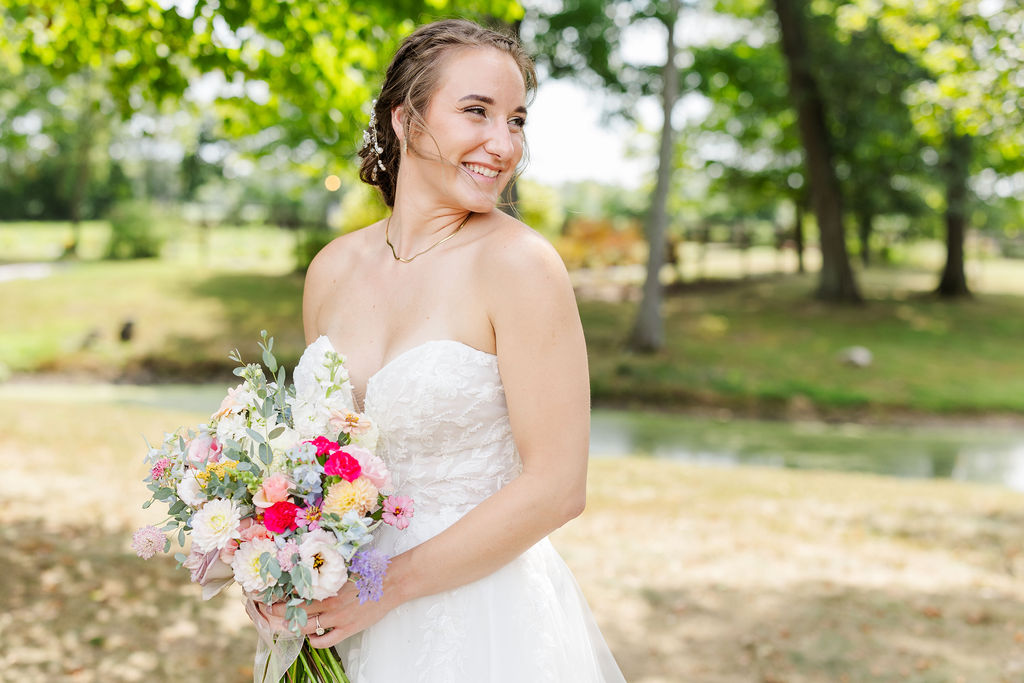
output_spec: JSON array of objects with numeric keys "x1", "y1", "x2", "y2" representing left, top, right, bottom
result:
[{"x1": 462, "y1": 162, "x2": 500, "y2": 178}]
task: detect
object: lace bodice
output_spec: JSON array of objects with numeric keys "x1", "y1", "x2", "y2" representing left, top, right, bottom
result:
[
  {"x1": 297, "y1": 337, "x2": 625, "y2": 683},
  {"x1": 299, "y1": 337, "x2": 522, "y2": 525}
]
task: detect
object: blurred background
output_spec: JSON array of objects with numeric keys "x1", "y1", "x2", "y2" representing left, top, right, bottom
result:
[{"x1": 2, "y1": 1, "x2": 1024, "y2": 681}]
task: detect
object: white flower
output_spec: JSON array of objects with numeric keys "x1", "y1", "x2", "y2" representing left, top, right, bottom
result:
[
  {"x1": 269, "y1": 424, "x2": 300, "y2": 453},
  {"x1": 177, "y1": 470, "x2": 206, "y2": 507},
  {"x1": 231, "y1": 538, "x2": 278, "y2": 594},
  {"x1": 190, "y1": 499, "x2": 241, "y2": 553},
  {"x1": 350, "y1": 419, "x2": 380, "y2": 453},
  {"x1": 215, "y1": 411, "x2": 248, "y2": 445},
  {"x1": 298, "y1": 529, "x2": 349, "y2": 600}
]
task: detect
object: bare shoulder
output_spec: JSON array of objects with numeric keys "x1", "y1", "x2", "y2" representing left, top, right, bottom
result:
[
  {"x1": 306, "y1": 224, "x2": 376, "y2": 286},
  {"x1": 473, "y1": 211, "x2": 570, "y2": 295},
  {"x1": 303, "y1": 223, "x2": 380, "y2": 339}
]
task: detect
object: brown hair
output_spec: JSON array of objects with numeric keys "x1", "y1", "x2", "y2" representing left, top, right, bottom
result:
[{"x1": 358, "y1": 19, "x2": 536, "y2": 207}]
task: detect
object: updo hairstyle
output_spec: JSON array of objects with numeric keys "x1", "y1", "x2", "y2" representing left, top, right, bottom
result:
[{"x1": 358, "y1": 19, "x2": 536, "y2": 207}]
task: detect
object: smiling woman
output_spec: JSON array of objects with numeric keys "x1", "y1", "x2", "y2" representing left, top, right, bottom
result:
[{"x1": 246, "y1": 17, "x2": 627, "y2": 683}]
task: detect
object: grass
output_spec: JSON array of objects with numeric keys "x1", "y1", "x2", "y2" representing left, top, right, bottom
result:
[
  {"x1": 584, "y1": 271, "x2": 1024, "y2": 416},
  {"x1": 3, "y1": 221, "x2": 1024, "y2": 416},
  {"x1": 2, "y1": 396, "x2": 1024, "y2": 682}
]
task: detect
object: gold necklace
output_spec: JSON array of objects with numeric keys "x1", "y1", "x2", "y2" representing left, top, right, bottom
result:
[{"x1": 385, "y1": 212, "x2": 472, "y2": 263}]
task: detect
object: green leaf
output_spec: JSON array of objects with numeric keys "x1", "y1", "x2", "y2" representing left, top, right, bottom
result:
[
  {"x1": 259, "y1": 442, "x2": 272, "y2": 465},
  {"x1": 246, "y1": 427, "x2": 266, "y2": 444}
]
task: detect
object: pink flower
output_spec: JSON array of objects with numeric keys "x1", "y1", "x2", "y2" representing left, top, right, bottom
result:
[
  {"x1": 306, "y1": 436, "x2": 340, "y2": 457},
  {"x1": 185, "y1": 547, "x2": 234, "y2": 585},
  {"x1": 219, "y1": 538, "x2": 240, "y2": 563},
  {"x1": 253, "y1": 473, "x2": 294, "y2": 509},
  {"x1": 187, "y1": 434, "x2": 221, "y2": 465},
  {"x1": 324, "y1": 450, "x2": 362, "y2": 482},
  {"x1": 239, "y1": 519, "x2": 271, "y2": 543},
  {"x1": 295, "y1": 500, "x2": 323, "y2": 531},
  {"x1": 263, "y1": 501, "x2": 300, "y2": 534},
  {"x1": 348, "y1": 447, "x2": 392, "y2": 491},
  {"x1": 212, "y1": 384, "x2": 249, "y2": 420},
  {"x1": 150, "y1": 457, "x2": 171, "y2": 481},
  {"x1": 277, "y1": 540, "x2": 300, "y2": 572},
  {"x1": 131, "y1": 525, "x2": 165, "y2": 559},
  {"x1": 381, "y1": 495, "x2": 414, "y2": 530},
  {"x1": 329, "y1": 410, "x2": 372, "y2": 436}
]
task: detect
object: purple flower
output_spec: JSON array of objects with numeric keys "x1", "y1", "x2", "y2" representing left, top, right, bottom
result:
[
  {"x1": 349, "y1": 548, "x2": 390, "y2": 604},
  {"x1": 131, "y1": 525, "x2": 166, "y2": 560}
]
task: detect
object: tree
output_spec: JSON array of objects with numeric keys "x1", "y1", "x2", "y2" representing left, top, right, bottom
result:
[
  {"x1": 0, "y1": 1, "x2": 524, "y2": 242},
  {"x1": 839, "y1": 0, "x2": 1024, "y2": 297},
  {"x1": 771, "y1": 0, "x2": 861, "y2": 301},
  {"x1": 528, "y1": 0, "x2": 686, "y2": 352}
]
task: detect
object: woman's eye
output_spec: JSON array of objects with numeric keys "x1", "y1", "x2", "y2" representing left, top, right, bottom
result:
[
  {"x1": 464, "y1": 106, "x2": 486, "y2": 117},
  {"x1": 509, "y1": 117, "x2": 526, "y2": 129}
]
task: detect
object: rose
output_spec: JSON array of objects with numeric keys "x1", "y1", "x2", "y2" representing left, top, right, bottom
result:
[
  {"x1": 187, "y1": 433, "x2": 221, "y2": 465},
  {"x1": 263, "y1": 501, "x2": 300, "y2": 534},
  {"x1": 184, "y1": 547, "x2": 235, "y2": 600},
  {"x1": 253, "y1": 473, "x2": 294, "y2": 508},
  {"x1": 324, "y1": 450, "x2": 362, "y2": 482}
]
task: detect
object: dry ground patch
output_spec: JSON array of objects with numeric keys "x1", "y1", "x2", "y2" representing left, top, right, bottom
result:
[{"x1": 2, "y1": 397, "x2": 1024, "y2": 682}]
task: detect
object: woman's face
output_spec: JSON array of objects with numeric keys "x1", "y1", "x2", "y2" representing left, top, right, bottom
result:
[{"x1": 397, "y1": 47, "x2": 527, "y2": 212}]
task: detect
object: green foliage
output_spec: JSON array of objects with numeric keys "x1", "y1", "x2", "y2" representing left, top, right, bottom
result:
[
  {"x1": 104, "y1": 200, "x2": 165, "y2": 260},
  {"x1": 514, "y1": 179, "x2": 564, "y2": 239}
]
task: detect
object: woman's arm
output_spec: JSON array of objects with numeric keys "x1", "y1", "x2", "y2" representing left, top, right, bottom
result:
[{"x1": 275, "y1": 226, "x2": 591, "y2": 646}]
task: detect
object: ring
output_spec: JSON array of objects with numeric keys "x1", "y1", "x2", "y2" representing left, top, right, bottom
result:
[{"x1": 314, "y1": 615, "x2": 325, "y2": 636}]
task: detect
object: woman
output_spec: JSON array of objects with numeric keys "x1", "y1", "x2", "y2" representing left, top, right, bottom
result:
[{"x1": 259, "y1": 19, "x2": 626, "y2": 681}]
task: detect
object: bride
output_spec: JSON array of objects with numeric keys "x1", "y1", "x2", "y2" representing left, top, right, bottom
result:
[{"x1": 256, "y1": 19, "x2": 626, "y2": 682}]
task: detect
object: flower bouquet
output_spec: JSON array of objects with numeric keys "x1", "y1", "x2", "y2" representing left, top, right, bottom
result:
[{"x1": 132, "y1": 332, "x2": 413, "y2": 682}]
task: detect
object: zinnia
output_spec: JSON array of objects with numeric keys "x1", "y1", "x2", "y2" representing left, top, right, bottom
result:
[{"x1": 382, "y1": 495, "x2": 414, "y2": 530}]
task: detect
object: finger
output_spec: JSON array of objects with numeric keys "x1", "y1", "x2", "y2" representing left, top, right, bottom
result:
[{"x1": 306, "y1": 622, "x2": 349, "y2": 649}]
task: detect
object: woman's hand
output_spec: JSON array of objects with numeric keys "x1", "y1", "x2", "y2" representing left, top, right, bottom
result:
[{"x1": 267, "y1": 581, "x2": 397, "y2": 649}]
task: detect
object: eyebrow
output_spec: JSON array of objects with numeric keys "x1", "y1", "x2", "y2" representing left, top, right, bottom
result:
[{"x1": 458, "y1": 94, "x2": 528, "y2": 116}]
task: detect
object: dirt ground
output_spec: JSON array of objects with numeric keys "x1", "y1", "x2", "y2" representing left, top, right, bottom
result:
[{"x1": 2, "y1": 397, "x2": 1024, "y2": 682}]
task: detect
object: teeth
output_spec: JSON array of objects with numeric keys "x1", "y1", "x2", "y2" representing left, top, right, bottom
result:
[{"x1": 464, "y1": 163, "x2": 499, "y2": 178}]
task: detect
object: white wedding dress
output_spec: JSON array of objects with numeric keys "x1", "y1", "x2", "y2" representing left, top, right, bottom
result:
[{"x1": 298, "y1": 336, "x2": 626, "y2": 683}]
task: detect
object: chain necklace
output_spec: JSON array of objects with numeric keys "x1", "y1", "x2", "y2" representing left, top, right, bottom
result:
[{"x1": 385, "y1": 212, "x2": 472, "y2": 263}]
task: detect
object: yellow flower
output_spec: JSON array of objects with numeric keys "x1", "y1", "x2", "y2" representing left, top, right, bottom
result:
[
  {"x1": 323, "y1": 478, "x2": 378, "y2": 517},
  {"x1": 195, "y1": 460, "x2": 238, "y2": 488}
]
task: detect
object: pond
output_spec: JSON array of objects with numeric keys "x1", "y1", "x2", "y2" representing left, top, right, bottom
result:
[{"x1": 8, "y1": 381, "x2": 1024, "y2": 491}]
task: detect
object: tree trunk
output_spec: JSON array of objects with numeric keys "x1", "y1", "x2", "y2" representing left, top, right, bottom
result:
[
  {"x1": 794, "y1": 201, "x2": 805, "y2": 274},
  {"x1": 772, "y1": 0, "x2": 861, "y2": 302},
  {"x1": 936, "y1": 132, "x2": 971, "y2": 297},
  {"x1": 856, "y1": 209, "x2": 872, "y2": 268},
  {"x1": 629, "y1": 3, "x2": 679, "y2": 352}
]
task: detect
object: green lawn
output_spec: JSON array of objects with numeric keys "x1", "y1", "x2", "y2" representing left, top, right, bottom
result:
[
  {"x1": 585, "y1": 273, "x2": 1024, "y2": 415},
  {"x1": 3, "y1": 221, "x2": 1024, "y2": 415}
]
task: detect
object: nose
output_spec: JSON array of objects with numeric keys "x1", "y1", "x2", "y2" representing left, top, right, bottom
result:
[{"x1": 484, "y1": 120, "x2": 515, "y2": 161}]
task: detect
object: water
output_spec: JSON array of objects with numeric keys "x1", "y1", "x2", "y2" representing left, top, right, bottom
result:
[
  {"x1": 590, "y1": 409, "x2": 1024, "y2": 491},
  {"x1": 6, "y1": 381, "x2": 1024, "y2": 491}
]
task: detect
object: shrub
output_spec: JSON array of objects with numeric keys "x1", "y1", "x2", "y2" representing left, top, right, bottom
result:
[{"x1": 104, "y1": 201, "x2": 165, "y2": 260}]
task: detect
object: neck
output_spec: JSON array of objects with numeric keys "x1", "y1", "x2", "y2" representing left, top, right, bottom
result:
[{"x1": 387, "y1": 182, "x2": 476, "y2": 254}]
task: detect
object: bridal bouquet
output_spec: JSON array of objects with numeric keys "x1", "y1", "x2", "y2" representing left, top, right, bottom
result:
[{"x1": 132, "y1": 332, "x2": 413, "y2": 682}]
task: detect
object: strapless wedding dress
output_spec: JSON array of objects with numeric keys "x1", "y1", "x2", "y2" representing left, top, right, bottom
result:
[{"x1": 296, "y1": 336, "x2": 626, "y2": 683}]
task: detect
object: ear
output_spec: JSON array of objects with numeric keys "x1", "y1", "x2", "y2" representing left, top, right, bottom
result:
[{"x1": 390, "y1": 106, "x2": 404, "y2": 145}]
